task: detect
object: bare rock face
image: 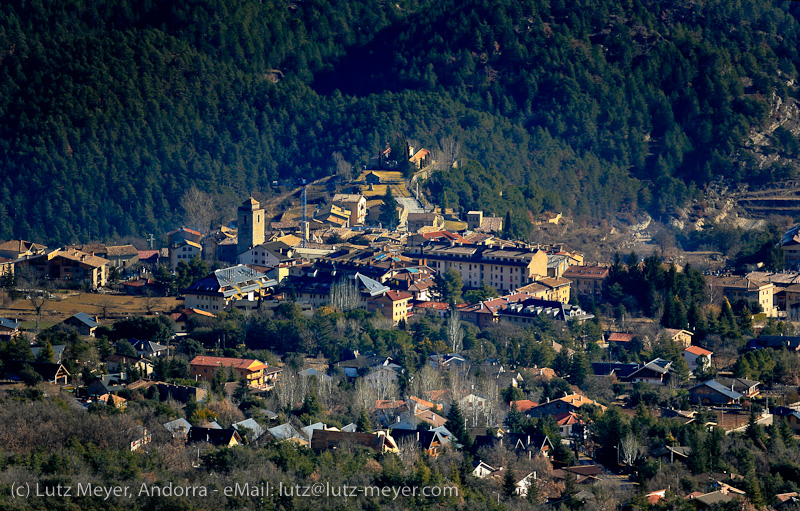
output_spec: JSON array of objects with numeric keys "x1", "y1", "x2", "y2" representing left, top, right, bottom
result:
[{"x1": 744, "y1": 87, "x2": 800, "y2": 169}]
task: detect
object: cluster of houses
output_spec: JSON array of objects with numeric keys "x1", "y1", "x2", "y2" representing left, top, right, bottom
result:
[{"x1": 7, "y1": 181, "x2": 800, "y2": 506}]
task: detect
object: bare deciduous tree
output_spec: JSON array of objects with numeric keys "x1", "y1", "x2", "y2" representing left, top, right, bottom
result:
[
  {"x1": 98, "y1": 297, "x2": 114, "y2": 319},
  {"x1": 273, "y1": 370, "x2": 307, "y2": 410},
  {"x1": 411, "y1": 364, "x2": 443, "y2": 398},
  {"x1": 397, "y1": 437, "x2": 421, "y2": 467},
  {"x1": 619, "y1": 433, "x2": 646, "y2": 472},
  {"x1": 14, "y1": 265, "x2": 48, "y2": 332},
  {"x1": 142, "y1": 291, "x2": 159, "y2": 315},
  {"x1": 447, "y1": 307, "x2": 464, "y2": 353},
  {"x1": 329, "y1": 277, "x2": 361, "y2": 312},
  {"x1": 180, "y1": 185, "x2": 216, "y2": 234},
  {"x1": 706, "y1": 281, "x2": 719, "y2": 305},
  {"x1": 332, "y1": 152, "x2": 353, "y2": 182},
  {"x1": 435, "y1": 136, "x2": 462, "y2": 170},
  {"x1": 354, "y1": 378, "x2": 379, "y2": 411}
]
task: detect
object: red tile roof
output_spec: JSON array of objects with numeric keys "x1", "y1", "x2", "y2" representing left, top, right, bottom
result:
[
  {"x1": 408, "y1": 395, "x2": 437, "y2": 410},
  {"x1": 608, "y1": 333, "x2": 635, "y2": 343},
  {"x1": 371, "y1": 399, "x2": 406, "y2": 411},
  {"x1": 385, "y1": 290, "x2": 413, "y2": 301},
  {"x1": 413, "y1": 301, "x2": 450, "y2": 310},
  {"x1": 421, "y1": 230, "x2": 467, "y2": 243},
  {"x1": 510, "y1": 400, "x2": 538, "y2": 412},
  {"x1": 684, "y1": 345, "x2": 713, "y2": 356}
]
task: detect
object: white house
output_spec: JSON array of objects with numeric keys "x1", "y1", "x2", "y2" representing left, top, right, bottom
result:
[{"x1": 682, "y1": 346, "x2": 713, "y2": 372}]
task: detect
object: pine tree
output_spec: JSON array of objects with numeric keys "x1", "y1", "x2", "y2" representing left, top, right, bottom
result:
[
  {"x1": 745, "y1": 469, "x2": 766, "y2": 508},
  {"x1": 233, "y1": 377, "x2": 251, "y2": 402},
  {"x1": 503, "y1": 467, "x2": 517, "y2": 498},
  {"x1": 378, "y1": 186, "x2": 398, "y2": 229},
  {"x1": 357, "y1": 406, "x2": 372, "y2": 432},
  {"x1": 568, "y1": 351, "x2": 589, "y2": 387},
  {"x1": 35, "y1": 341, "x2": 54, "y2": 363},
  {"x1": 185, "y1": 396, "x2": 200, "y2": 424},
  {"x1": 527, "y1": 476, "x2": 539, "y2": 503},
  {"x1": 718, "y1": 298, "x2": 738, "y2": 336},
  {"x1": 301, "y1": 387, "x2": 323, "y2": 418},
  {"x1": 506, "y1": 402, "x2": 523, "y2": 432},
  {"x1": 445, "y1": 402, "x2": 471, "y2": 449}
]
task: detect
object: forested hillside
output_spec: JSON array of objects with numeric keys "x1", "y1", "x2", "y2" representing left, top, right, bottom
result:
[{"x1": 1, "y1": 0, "x2": 800, "y2": 244}]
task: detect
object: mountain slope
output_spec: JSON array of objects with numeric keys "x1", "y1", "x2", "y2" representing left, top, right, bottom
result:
[{"x1": 0, "y1": 0, "x2": 799, "y2": 244}]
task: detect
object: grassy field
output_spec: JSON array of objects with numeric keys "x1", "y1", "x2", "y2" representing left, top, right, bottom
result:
[{"x1": 0, "y1": 292, "x2": 183, "y2": 326}]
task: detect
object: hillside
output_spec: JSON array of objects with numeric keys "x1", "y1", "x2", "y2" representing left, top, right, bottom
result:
[{"x1": 1, "y1": 0, "x2": 800, "y2": 244}]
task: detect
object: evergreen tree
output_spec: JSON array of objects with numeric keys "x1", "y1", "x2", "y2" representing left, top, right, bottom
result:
[
  {"x1": 718, "y1": 298, "x2": 738, "y2": 336},
  {"x1": 505, "y1": 402, "x2": 524, "y2": 432},
  {"x1": 568, "y1": 351, "x2": 590, "y2": 387},
  {"x1": 745, "y1": 469, "x2": 766, "y2": 508},
  {"x1": 445, "y1": 402, "x2": 471, "y2": 449},
  {"x1": 503, "y1": 467, "x2": 517, "y2": 498},
  {"x1": 300, "y1": 387, "x2": 323, "y2": 419},
  {"x1": 527, "y1": 476, "x2": 539, "y2": 503},
  {"x1": 185, "y1": 396, "x2": 200, "y2": 423},
  {"x1": 19, "y1": 364, "x2": 42, "y2": 387},
  {"x1": 378, "y1": 187, "x2": 398, "y2": 229},
  {"x1": 35, "y1": 341, "x2": 54, "y2": 363},
  {"x1": 357, "y1": 406, "x2": 372, "y2": 433},
  {"x1": 233, "y1": 377, "x2": 251, "y2": 402}
]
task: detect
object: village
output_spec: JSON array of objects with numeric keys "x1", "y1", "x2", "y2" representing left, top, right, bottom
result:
[{"x1": 2, "y1": 149, "x2": 800, "y2": 509}]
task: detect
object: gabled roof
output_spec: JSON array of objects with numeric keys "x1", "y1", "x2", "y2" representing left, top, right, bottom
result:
[
  {"x1": 232, "y1": 418, "x2": 266, "y2": 440},
  {"x1": 67, "y1": 312, "x2": 99, "y2": 329},
  {"x1": 131, "y1": 339, "x2": 168, "y2": 354},
  {"x1": 690, "y1": 380, "x2": 743, "y2": 401},
  {"x1": 337, "y1": 354, "x2": 392, "y2": 370},
  {"x1": 163, "y1": 418, "x2": 192, "y2": 436},
  {"x1": 391, "y1": 429, "x2": 444, "y2": 450},
  {"x1": 0, "y1": 239, "x2": 46, "y2": 253},
  {"x1": 608, "y1": 332, "x2": 635, "y2": 343},
  {"x1": 106, "y1": 244, "x2": 139, "y2": 257},
  {"x1": 591, "y1": 362, "x2": 640, "y2": 378},
  {"x1": 684, "y1": 346, "x2": 713, "y2": 356},
  {"x1": 690, "y1": 491, "x2": 737, "y2": 507},
  {"x1": 189, "y1": 356, "x2": 268, "y2": 371},
  {"x1": 188, "y1": 427, "x2": 241, "y2": 445},
  {"x1": 137, "y1": 250, "x2": 160, "y2": 260},
  {"x1": 714, "y1": 377, "x2": 760, "y2": 391},
  {"x1": 510, "y1": 400, "x2": 538, "y2": 412},
  {"x1": 0, "y1": 317, "x2": 20, "y2": 330},
  {"x1": 310, "y1": 430, "x2": 396, "y2": 452},
  {"x1": 663, "y1": 328, "x2": 693, "y2": 338},
  {"x1": 353, "y1": 272, "x2": 390, "y2": 296},
  {"x1": 628, "y1": 358, "x2": 672, "y2": 378},
  {"x1": 563, "y1": 265, "x2": 609, "y2": 278},
  {"x1": 4, "y1": 360, "x2": 70, "y2": 382},
  {"x1": 554, "y1": 412, "x2": 585, "y2": 426},
  {"x1": 382, "y1": 290, "x2": 413, "y2": 301},
  {"x1": 371, "y1": 399, "x2": 407, "y2": 411},
  {"x1": 268, "y1": 423, "x2": 305, "y2": 441},
  {"x1": 167, "y1": 227, "x2": 202, "y2": 237},
  {"x1": 54, "y1": 248, "x2": 109, "y2": 268},
  {"x1": 408, "y1": 395, "x2": 436, "y2": 410}
]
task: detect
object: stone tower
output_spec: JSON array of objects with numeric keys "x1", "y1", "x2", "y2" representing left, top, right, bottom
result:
[{"x1": 237, "y1": 197, "x2": 265, "y2": 256}]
